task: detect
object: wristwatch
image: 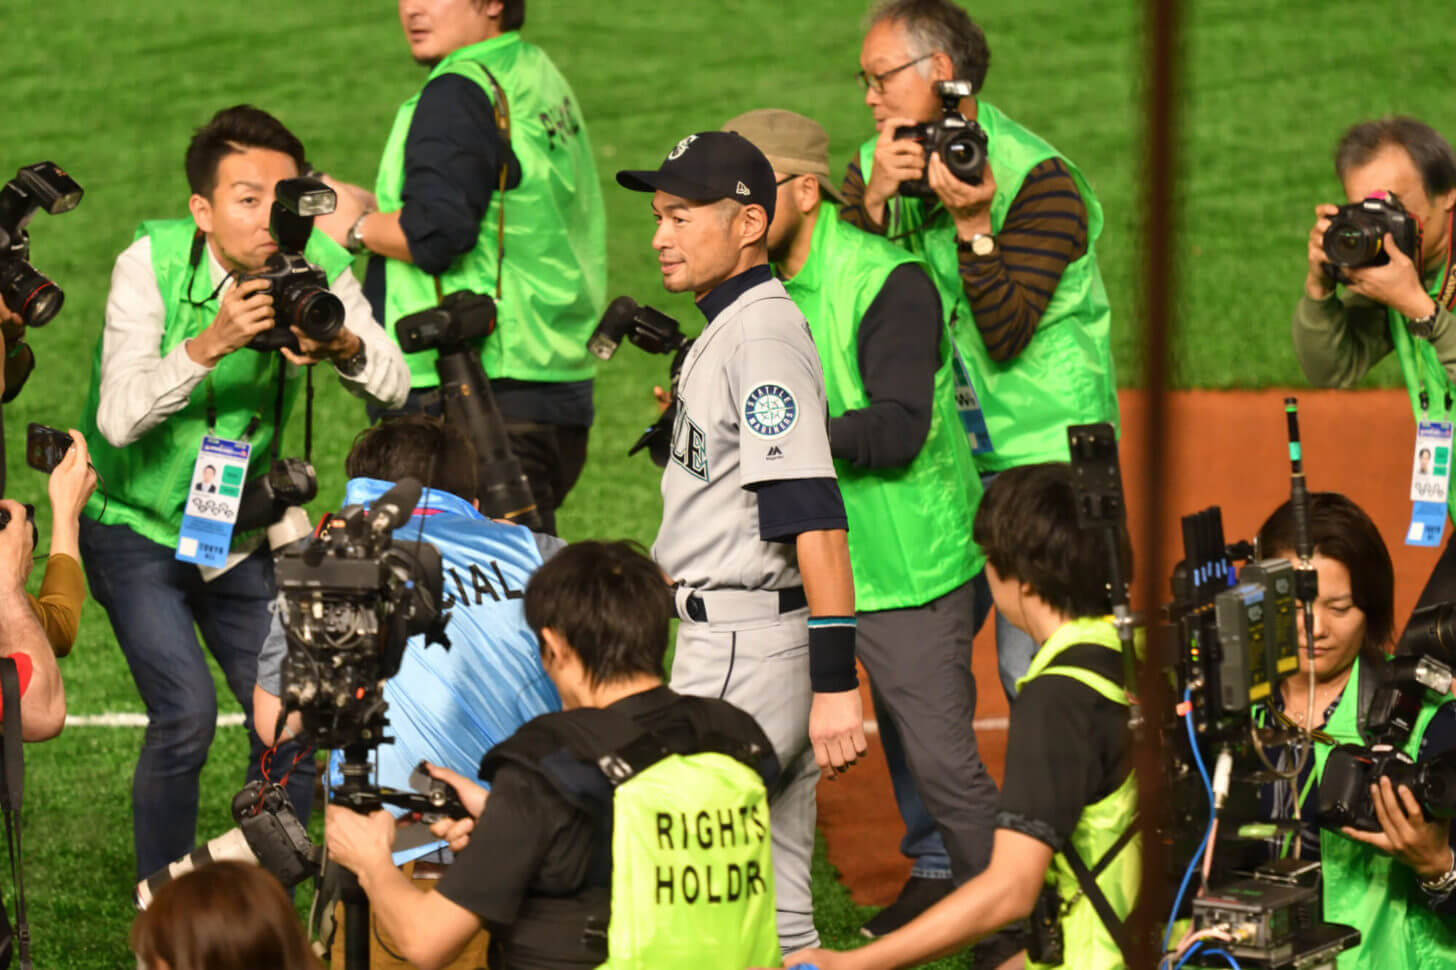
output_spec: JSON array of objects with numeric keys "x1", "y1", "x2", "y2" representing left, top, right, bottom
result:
[
  {"x1": 965, "y1": 233, "x2": 996, "y2": 257},
  {"x1": 334, "y1": 340, "x2": 368, "y2": 378},
  {"x1": 1407, "y1": 301, "x2": 1441, "y2": 340},
  {"x1": 1419, "y1": 847, "x2": 1456, "y2": 896},
  {"x1": 345, "y1": 211, "x2": 372, "y2": 255}
]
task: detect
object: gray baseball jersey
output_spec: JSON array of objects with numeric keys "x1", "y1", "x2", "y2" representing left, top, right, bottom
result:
[{"x1": 653, "y1": 273, "x2": 836, "y2": 591}]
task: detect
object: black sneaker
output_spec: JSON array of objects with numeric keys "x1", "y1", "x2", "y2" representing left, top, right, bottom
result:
[{"x1": 859, "y1": 875, "x2": 954, "y2": 938}]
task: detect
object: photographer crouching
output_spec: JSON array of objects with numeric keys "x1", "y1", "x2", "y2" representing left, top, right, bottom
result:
[
  {"x1": 76, "y1": 104, "x2": 409, "y2": 879},
  {"x1": 324, "y1": 540, "x2": 783, "y2": 970},
  {"x1": 1294, "y1": 117, "x2": 1456, "y2": 634}
]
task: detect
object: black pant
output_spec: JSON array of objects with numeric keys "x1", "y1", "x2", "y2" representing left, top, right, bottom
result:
[{"x1": 369, "y1": 388, "x2": 588, "y2": 536}]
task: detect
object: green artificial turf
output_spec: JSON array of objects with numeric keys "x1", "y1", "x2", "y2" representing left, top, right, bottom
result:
[{"x1": 4, "y1": 0, "x2": 1455, "y2": 964}]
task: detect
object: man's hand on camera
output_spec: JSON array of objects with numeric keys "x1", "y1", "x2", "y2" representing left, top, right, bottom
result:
[
  {"x1": 325, "y1": 804, "x2": 398, "y2": 877},
  {"x1": 0, "y1": 291, "x2": 19, "y2": 329},
  {"x1": 1344, "y1": 233, "x2": 1438, "y2": 322},
  {"x1": 864, "y1": 118, "x2": 928, "y2": 225},
  {"x1": 47, "y1": 431, "x2": 96, "y2": 553},
  {"x1": 187, "y1": 278, "x2": 274, "y2": 367},
  {"x1": 283, "y1": 325, "x2": 363, "y2": 369},
  {"x1": 1341, "y1": 776, "x2": 1453, "y2": 881},
  {"x1": 1304, "y1": 204, "x2": 1341, "y2": 300},
  {"x1": 420, "y1": 762, "x2": 487, "y2": 852},
  {"x1": 314, "y1": 174, "x2": 372, "y2": 249},
  {"x1": 930, "y1": 152, "x2": 996, "y2": 241},
  {"x1": 0, "y1": 499, "x2": 35, "y2": 591},
  {"x1": 809, "y1": 688, "x2": 869, "y2": 781}
]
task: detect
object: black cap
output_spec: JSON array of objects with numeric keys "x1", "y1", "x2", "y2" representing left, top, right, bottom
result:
[{"x1": 617, "y1": 131, "x2": 776, "y2": 223}]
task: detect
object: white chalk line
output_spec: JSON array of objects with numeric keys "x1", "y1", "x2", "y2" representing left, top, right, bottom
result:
[
  {"x1": 63, "y1": 714, "x2": 1012, "y2": 732},
  {"x1": 65, "y1": 712, "x2": 247, "y2": 728}
]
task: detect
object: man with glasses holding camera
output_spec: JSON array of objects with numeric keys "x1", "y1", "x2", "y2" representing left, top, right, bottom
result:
[
  {"x1": 76, "y1": 105, "x2": 408, "y2": 879},
  {"x1": 1293, "y1": 117, "x2": 1456, "y2": 634},
  {"x1": 317, "y1": 0, "x2": 606, "y2": 536},
  {"x1": 839, "y1": 0, "x2": 1119, "y2": 937}
]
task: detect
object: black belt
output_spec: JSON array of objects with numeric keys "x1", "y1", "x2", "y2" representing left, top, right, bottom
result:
[{"x1": 680, "y1": 586, "x2": 808, "y2": 622}]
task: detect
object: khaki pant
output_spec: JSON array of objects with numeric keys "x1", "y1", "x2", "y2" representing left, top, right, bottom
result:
[{"x1": 332, "y1": 861, "x2": 491, "y2": 970}]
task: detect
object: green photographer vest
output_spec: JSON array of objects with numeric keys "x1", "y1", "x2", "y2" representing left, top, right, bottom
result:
[
  {"x1": 1015, "y1": 618, "x2": 1139, "y2": 970},
  {"x1": 1303, "y1": 658, "x2": 1456, "y2": 970},
  {"x1": 858, "y1": 100, "x2": 1119, "y2": 472},
  {"x1": 484, "y1": 703, "x2": 780, "y2": 970},
  {"x1": 781, "y1": 203, "x2": 984, "y2": 611},
  {"x1": 1389, "y1": 278, "x2": 1456, "y2": 524},
  {"x1": 375, "y1": 32, "x2": 607, "y2": 389},
  {"x1": 79, "y1": 218, "x2": 353, "y2": 548}
]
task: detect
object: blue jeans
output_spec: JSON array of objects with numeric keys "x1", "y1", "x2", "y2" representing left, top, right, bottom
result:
[
  {"x1": 79, "y1": 518, "x2": 316, "y2": 878},
  {"x1": 877, "y1": 573, "x2": 996, "y2": 881}
]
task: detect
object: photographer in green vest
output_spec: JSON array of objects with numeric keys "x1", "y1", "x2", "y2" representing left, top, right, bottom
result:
[
  {"x1": 726, "y1": 108, "x2": 1014, "y2": 962},
  {"x1": 1292, "y1": 117, "x2": 1456, "y2": 642},
  {"x1": 324, "y1": 540, "x2": 781, "y2": 970},
  {"x1": 838, "y1": 0, "x2": 1120, "y2": 926},
  {"x1": 787, "y1": 462, "x2": 1138, "y2": 970},
  {"x1": 76, "y1": 105, "x2": 409, "y2": 879},
  {"x1": 316, "y1": 0, "x2": 607, "y2": 535}
]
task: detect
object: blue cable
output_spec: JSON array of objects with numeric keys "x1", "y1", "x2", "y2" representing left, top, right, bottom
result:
[
  {"x1": 1202, "y1": 948, "x2": 1242, "y2": 968},
  {"x1": 1163, "y1": 688, "x2": 1216, "y2": 956}
]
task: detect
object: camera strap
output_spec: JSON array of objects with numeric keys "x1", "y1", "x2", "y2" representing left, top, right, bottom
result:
[
  {"x1": 1058, "y1": 820, "x2": 1138, "y2": 967},
  {"x1": 0, "y1": 656, "x2": 30, "y2": 970},
  {"x1": 475, "y1": 63, "x2": 511, "y2": 301}
]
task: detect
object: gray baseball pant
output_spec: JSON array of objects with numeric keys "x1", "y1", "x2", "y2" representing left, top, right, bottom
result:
[{"x1": 668, "y1": 592, "x2": 819, "y2": 953}]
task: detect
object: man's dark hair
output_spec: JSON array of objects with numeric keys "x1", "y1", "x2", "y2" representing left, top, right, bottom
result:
[
  {"x1": 345, "y1": 415, "x2": 478, "y2": 504},
  {"x1": 1257, "y1": 492, "x2": 1394, "y2": 657},
  {"x1": 185, "y1": 105, "x2": 306, "y2": 199},
  {"x1": 866, "y1": 0, "x2": 991, "y2": 93},
  {"x1": 523, "y1": 541, "x2": 672, "y2": 687},
  {"x1": 1334, "y1": 116, "x2": 1456, "y2": 201},
  {"x1": 474, "y1": 0, "x2": 525, "y2": 30},
  {"x1": 972, "y1": 462, "x2": 1127, "y2": 617}
]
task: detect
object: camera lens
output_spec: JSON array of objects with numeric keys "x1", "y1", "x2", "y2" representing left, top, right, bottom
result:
[
  {"x1": 941, "y1": 131, "x2": 987, "y2": 185},
  {"x1": 1323, "y1": 221, "x2": 1380, "y2": 268},
  {"x1": 0, "y1": 257, "x2": 64, "y2": 327},
  {"x1": 286, "y1": 287, "x2": 345, "y2": 341}
]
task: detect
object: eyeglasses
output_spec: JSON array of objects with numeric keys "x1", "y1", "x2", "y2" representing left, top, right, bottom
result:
[
  {"x1": 775, "y1": 175, "x2": 798, "y2": 186},
  {"x1": 856, "y1": 53, "x2": 933, "y2": 93}
]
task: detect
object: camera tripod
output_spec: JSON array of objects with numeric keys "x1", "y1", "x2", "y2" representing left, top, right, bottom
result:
[{"x1": 330, "y1": 743, "x2": 469, "y2": 970}]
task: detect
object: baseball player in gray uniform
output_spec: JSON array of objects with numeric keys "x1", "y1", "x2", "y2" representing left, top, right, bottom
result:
[{"x1": 617, "y1": 131, "x2": 868, "y2": 952}]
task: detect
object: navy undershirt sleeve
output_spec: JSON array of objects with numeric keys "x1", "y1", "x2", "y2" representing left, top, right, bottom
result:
[
  {"x1": 398, "y1": 73, "x2": 522, "y2": 276},
  {"x1": 753, "y1": 477, "x2": 848, "y2": 542},
  {"x1": 828, "y1": 263, "x2": 942, "y2": 468}
]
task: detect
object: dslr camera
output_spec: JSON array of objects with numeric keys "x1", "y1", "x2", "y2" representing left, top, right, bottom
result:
[
  {"x1": 395, "y1": 290, "x2": 496, "y2": 353},
  {"x1": 0, "y1": 162, "x2": 83, "y2": 329},
  {"x1": 1321, "y1": 193, "x2": 1421, "y2": 283},
  {"x1": 893, "y1": 79, "x2": 989, "y2": 198},
  {"x1": 587, "y1": 296, "x2": 688, "y2": 361},
  {"x1": 240, "y1": 177, "x2": 346, "y2": 353}
]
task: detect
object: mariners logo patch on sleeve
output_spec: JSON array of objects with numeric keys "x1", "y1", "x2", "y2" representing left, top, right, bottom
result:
[{"x1": 743, "y1": 382, "x2": 798, "y2": 438}]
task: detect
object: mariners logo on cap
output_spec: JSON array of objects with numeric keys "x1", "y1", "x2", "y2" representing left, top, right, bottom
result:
[
  {"x1": 743, "y1": 382, "x2": 798, "y2": 438},
  {"x1": 667, "y1": 135, "x2": 699, "y2": 161}
]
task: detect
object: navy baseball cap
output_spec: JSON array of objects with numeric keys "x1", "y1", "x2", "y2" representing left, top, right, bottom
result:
[{"x1": 617, "y1": 131, "x2": 777, "y2": 222}]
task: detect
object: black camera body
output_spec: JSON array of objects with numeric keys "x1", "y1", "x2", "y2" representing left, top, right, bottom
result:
[
  {"x1": 0, "y1": 162, "x2": 83, "y2": 330},
  {"x1": 1316, "y1": 653, "x2": 1456, "y2": 832},
  {"x1": 235, "y1": 457, "x2": 318, "y2": 534},
  {"x1": 395, "y1": 290, "x2": 496, "y2": 354},
  {"x1": 0, "y1": 504, "x2": 37, "y2": 553},
  {"x1": 275, "y1": 479, "x2": 449, "y2": 750},
  {"x1": 893, "y1": 80, "x2": 988, "y2": 198},
  {"x1": 588, "y1": 296, "x2": 688, "y2": 361},
  {"x1": 1321, "y1": 194, "x2": 1421, "y2": 283},
  {"x1": 240, "y1": 177, "x2": 345, "y2": 353}
]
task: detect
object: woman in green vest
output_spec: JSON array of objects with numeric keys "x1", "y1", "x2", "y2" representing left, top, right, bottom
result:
[{"x1": 1255, "y1": 493, "x2": 1456, "y2": 969}]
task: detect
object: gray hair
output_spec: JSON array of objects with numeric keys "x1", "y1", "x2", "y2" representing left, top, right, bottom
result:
[{"x1": 865, "y1": 0, "x2": 991, "y2": 92}]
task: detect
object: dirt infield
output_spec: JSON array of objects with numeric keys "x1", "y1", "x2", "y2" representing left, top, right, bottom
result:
[{"x1": 817, "y1": 388, "x2": 1443, "y2": 905}]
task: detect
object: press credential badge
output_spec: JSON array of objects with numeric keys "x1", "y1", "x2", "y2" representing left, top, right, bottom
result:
[
  {"x1": 176, "y1": 434, "x2": 251, "y2": 567},
  {"x1": 1406, "y1": 420, "x2": 1451, "y2": 547}
]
